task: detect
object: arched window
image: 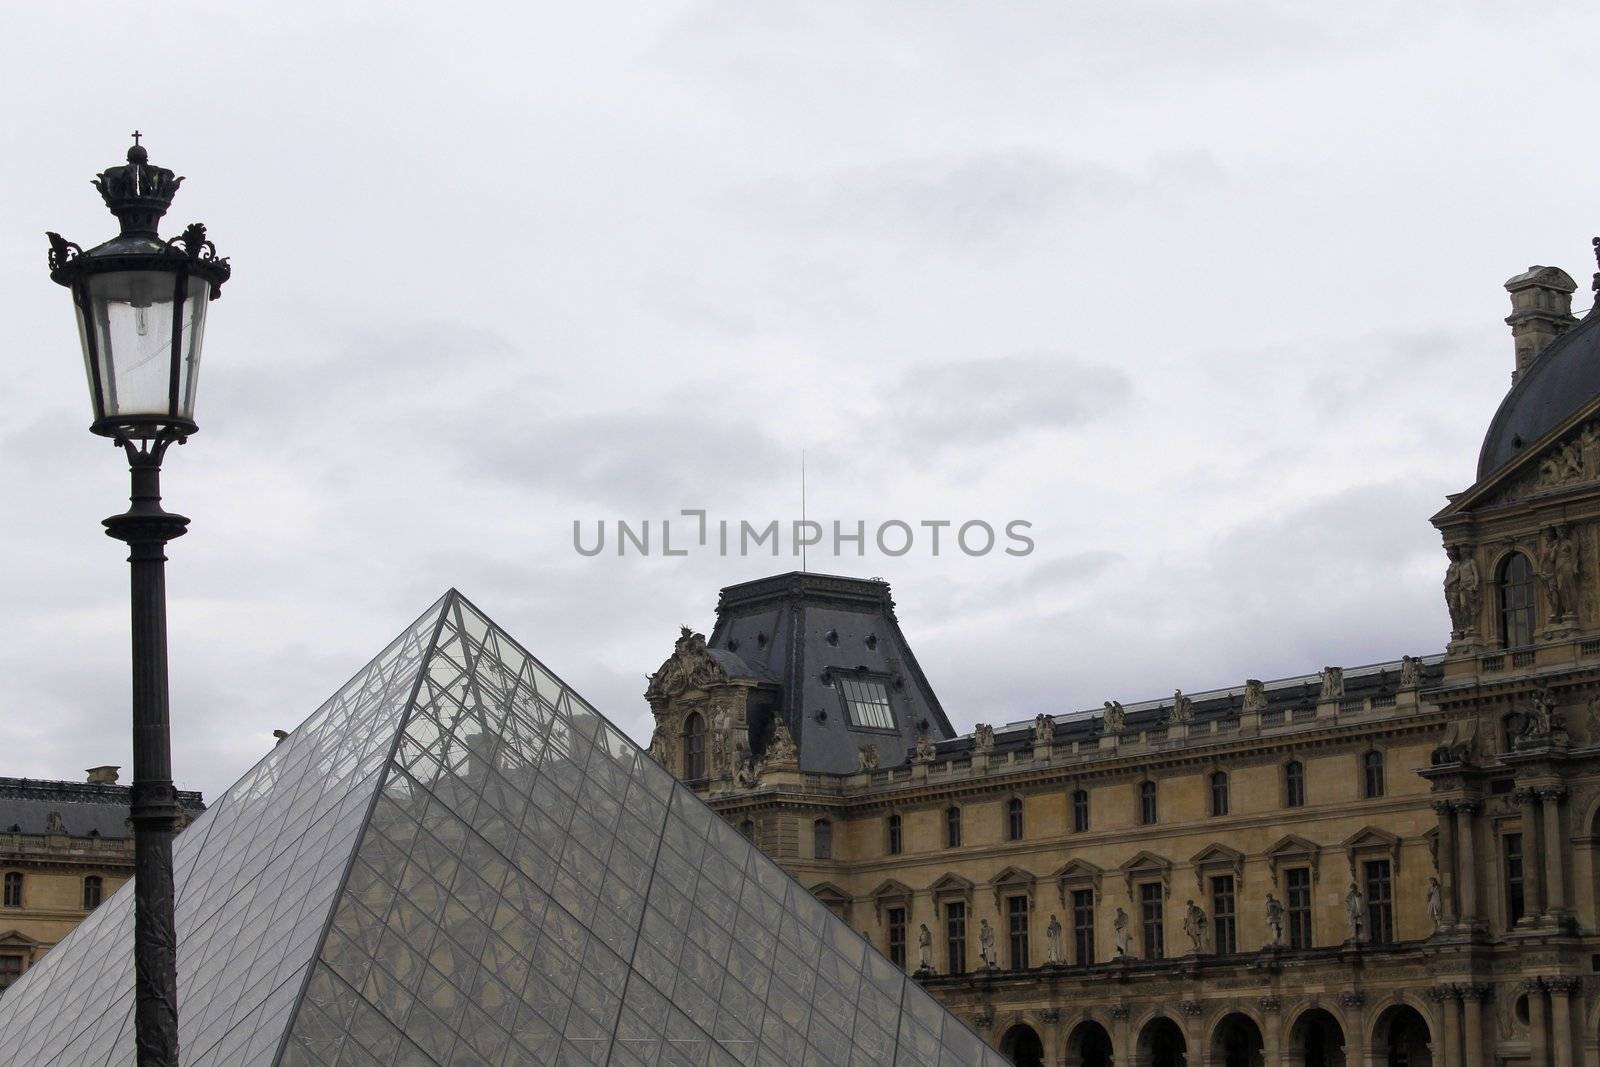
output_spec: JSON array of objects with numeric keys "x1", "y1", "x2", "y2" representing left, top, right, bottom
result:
[
  {"x1": 1362, "y1": 751, "x2": 1385, "y2": 799},
  {"x1": 2, "y1": 873, "x2": 20, "y2": 908},
  {"x1": 1072, "y1": 789, "x2": 1090, "y2": 833},
  {"x1": 887, "y1": 814, "x2": 903, "y2": 855},
  {"x1": 682, "y1": 713, "x2": 705, "y2": 781},
  {"x1": 1284, "y1": 761, "x2": 1306, "y2": 808},
  {"x1": 1139, "y1": 781, "x2": 1158, "y2": 825},
  {"x1": 813, "y1": 819, "x2": 833, "y2": 860},
  {"x1": 1209, "y1": 772, "x2": 1229, "y2": 817},
  {"x1": 83, "y1": 876, "x2": 103, "y2": 911},
  {"x1": 1006, "y1": 797, "x2": 1025, "y2": 841},
  {"x1": 1499, "y1": 552, "x2": 1536, "y2": 648},
  {"x1": 946, "y1": 806, "x2": 963, "y2": 848}
]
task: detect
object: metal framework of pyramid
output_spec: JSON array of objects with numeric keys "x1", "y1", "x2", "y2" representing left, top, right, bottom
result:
[{"x1": 0, "y1": 591, "x2": 1006, "y2": 1067}]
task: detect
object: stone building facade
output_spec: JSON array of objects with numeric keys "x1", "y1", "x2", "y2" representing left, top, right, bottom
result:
[
  {"x1": 646, "y1": 248, "x2": 1600, "y2": 1066},
  {"x1": 0, "y1": 769, "x2": 204, "y2": 994}
]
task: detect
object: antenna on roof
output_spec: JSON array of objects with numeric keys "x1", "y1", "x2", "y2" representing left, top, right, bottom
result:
[{"x1": 801, "y1": 450, "x2": 808, "y2": 573}]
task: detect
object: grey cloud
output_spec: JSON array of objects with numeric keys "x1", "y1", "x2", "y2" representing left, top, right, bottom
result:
[
  {"x1": 888, "y1": 352, "x2": 1133, "y2": 450},
  {"x1": 808, "y1": 152, "x2": 1130, "y2": 246}
]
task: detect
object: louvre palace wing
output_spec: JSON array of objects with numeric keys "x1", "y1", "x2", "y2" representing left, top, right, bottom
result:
[{"x1": 0, "y1": 591, "x2": 1006, "y2": 1067}]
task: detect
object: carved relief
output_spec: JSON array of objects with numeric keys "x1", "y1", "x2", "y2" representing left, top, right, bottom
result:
[
  {"x1": 1444, "y1": 544, "x2": 1481, "y2": 638},
  {"x1": 1102, "y1": 701, "x2": 1126, "y2": 734},
  {"x1": 1536, "y1": 524, "x2": 1581, "y2": 625},
  {"x1": 645, "y1": 626, "x2": 727, "y2": 704},
  {"x1": 1033, "y1": 713, "x2": 1053, "y2": 747}
]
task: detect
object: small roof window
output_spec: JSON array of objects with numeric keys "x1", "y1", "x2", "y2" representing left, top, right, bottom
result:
[{"x1": 839, "y1": 676, "x2": 895, "y2": 730}]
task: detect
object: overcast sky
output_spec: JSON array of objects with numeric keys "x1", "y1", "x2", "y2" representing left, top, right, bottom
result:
[{"x1": 4, "y1": 3, "x2": 1598, "y2": 802}]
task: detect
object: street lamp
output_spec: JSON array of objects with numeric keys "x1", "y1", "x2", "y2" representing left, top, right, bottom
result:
[{"x1": 45, "y1": 134, "x2": 229, "y2": 1067}]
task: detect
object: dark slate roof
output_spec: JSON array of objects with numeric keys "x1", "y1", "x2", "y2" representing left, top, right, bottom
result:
[
  {"x1": 0, "y1": 778, "x2": 206, "y2": 839},
  {"x1": 1478, "y1": 306, "x2": 1600, "y2": 480},
  {"x1": 707, "y1": 572, "x2": 954, "y2": 776},
  {"x1": 928, "y1": 655, "x2": 1446, "y2": 760}
]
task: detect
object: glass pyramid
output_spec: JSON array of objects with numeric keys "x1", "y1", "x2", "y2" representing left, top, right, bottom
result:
[{"x1": 0, "y1": 591, "x2": 1007, "y2": 1067}]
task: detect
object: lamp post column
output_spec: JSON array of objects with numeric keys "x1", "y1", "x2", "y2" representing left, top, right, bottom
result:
[{"x1": 105, "y1": 440, "x2": 189, "y2": 1067}]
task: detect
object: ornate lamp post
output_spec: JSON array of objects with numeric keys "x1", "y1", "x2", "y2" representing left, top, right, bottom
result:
[{"x1": 45, "y1": 134, "x2": 229, "y2": 1067}]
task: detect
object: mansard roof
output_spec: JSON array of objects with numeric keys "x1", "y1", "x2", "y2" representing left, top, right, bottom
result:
[
  {"x1": 1479, "y1": 306, "x2": 1600, "y2": 480},
  {"x1": 706, "y1": 571, "x2": 955, "y2": 776},
  {"x1": 0, "y1": 777, "x2": 204, "y2": 839}
]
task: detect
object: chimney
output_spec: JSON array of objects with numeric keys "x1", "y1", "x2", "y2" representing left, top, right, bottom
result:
[
  {"x1": 85, "y1": 765, "x2": 120, "y2": 785},
  {"x1": 1504, "y1": 266, "x2": 1578, "y2": 383}
]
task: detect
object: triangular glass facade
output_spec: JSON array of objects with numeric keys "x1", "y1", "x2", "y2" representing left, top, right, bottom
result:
[{"x1": 0, "y1": 592, "x2": 1006, "y2": 1067}]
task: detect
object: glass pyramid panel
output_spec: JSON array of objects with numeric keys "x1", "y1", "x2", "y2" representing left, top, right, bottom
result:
[{"x1": 0, "y1": 592, "x2": 1007, "y2": 1067}]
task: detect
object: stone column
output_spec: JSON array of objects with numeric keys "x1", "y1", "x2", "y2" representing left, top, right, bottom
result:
[
  {"x1": 1540, "y1": 789, "x2": 1568, "y2": 920},
  {"x1": 1455, "y1": 802, "x2": 1480, "y2": 926},
  {"x1": 1548, "y1": 978, "x2": 1577, "y2": 1067},
  {"x1": 1433, "y1": 801, "x2": 1459, "y2": 927},
  {"x1": 1259, "y1": 998, "x2": 1282, "y2": 1067},
  {"x1": 1462, "y1": 985, "x2": 1488, "y2": 1067},
  {"x1": 1110, "y1": 1005, "x2": 1131, "y2": 1067},
  {"x1": 1429, "y1": 986, "x2": 1461, "y2": 1067},
  {"x1": 1516, "y1": 790, "x2": 1544, "y2": 922},
  {"x1": 1525, "y1": 979, "x2": 1550, "y2": 1067}
]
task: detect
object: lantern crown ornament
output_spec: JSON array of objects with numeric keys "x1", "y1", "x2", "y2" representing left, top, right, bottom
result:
[{"x1": 46, "y1": 134, "x2": 231, "y2": 441}]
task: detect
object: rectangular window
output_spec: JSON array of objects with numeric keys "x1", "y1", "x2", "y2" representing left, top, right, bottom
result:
[
  {"x1": 1364, "y1": 860, "x2": 1394, "y2": 945},
  {"x1": 887, "y1": 816, "x2": 902, "y2": 856},
  {"x1": 1007, "y1": 799, "x2": 1024, "y2": 841},
  {"x1": 1072, "y1": 790, "x2": 1090, "y2": 833},
  {"x1": 1139, "y1": 883, "x2": 1164, "y2": 960},
  {"x1": 1286, "y1": 868, "x2": 1313, "y2": 949},
  {"x1": 1071, "y1": 889, "x2": 1095, "y2": 966},
  {"x1": 2, "y1": 873, "x2": 20, "y2": 909},
  {"x1": 945, "y1": 902, "x2": 967, "y2": 976},
  {"x1": 82, "y1": 876, "x2": 103, "y2": 911},
  {"x1": 0, "y1": 954, "x2": 20, "y2": 991},
  {"x1": 887, "y1": 907, "x2": 907, "y2": 970},
  {"x1": 1007, "y1": 895, "x2": 1030, "y2": 970},
  {"x1": 946, "y1": 807, "x2": 962, "y2": 849},
  {"x1": 1139, "y1": 782, "x2": 1158, "y2": 825},
  {"x1": 940, "y1": 902, "x2": 966, "y2": 979},
  {"x1": 1285, "y1": 762, "x2": 1306, "y2": 808},
  {"x1": 1363, "y1": 752, "x2": 1385, "y2": 799},
  {"x1": 1504, "y1": 833, "x2": 1525, "y2": 927},
  {"x1": 839, "y1": 677, "x2": 895, "y2": 730},
  {"x1": 1211, "y1": 875, "x2": 1237, "y2": 955}
]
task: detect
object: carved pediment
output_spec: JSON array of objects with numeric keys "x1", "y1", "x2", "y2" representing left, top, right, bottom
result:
[
  {"x1": 646, "y1": 627, "x2": 729, "y2": 705},
  {"x1": 990, "y1": 866, "x2": 1037, "y2": 910},
  {"x1": 928, "y1": 872, "x2": 974, "y2": 901},
  {"x1": 1342, "y1": 827, "x2": 1402, "y2": 879},
  {"x1": 0, "y1": 929, "x2": 40, "y2": 949},
  {"x1": 809, "y1": 882, "x2": 851, "y2": 906},
  {"x1": 870, "y1": 878, "x2": 913, "y2": 920},
  {"x1": 810, "y1": 882, "x2": 853, "y2": 922},
  {"x1": 1054, "y1": 859, "x2": 1104, "y2": 905},
  {"x1": 1120, "y1": 850, "x2": 1172, "y2": 898},
  {"x1": 1190, "y1": 843, "x2": 1246, "y2": 892},
  {"x1": 1265, "y1": 834, "x2": 1322, "y2": 885}
]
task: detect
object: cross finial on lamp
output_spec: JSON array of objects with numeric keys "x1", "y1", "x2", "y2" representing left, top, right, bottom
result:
[{"x1": 131, "y1": 130, "x2": 142, "y2": 146}]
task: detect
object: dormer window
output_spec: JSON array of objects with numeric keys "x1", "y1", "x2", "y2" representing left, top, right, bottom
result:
[{"x1": 838, "y1": 675, "x2": 896, "y2": 731}]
